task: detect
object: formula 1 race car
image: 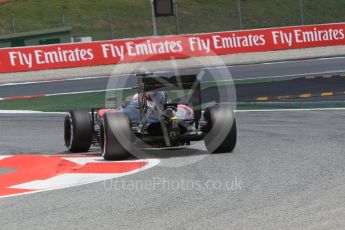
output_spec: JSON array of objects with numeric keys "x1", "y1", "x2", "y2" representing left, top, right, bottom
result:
[{"x1": 64, "y1": 72, "x2": 237, "y2": 160}]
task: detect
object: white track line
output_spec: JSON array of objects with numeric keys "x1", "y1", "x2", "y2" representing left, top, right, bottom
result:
[
  {"x1": 235, "y1": 108, "x2": 345, "y2": 112},
  {"x1": 1, "y1": 107, "x2": 345, "y2": 115},
  {"x1": 234, "y1": 69, "x2": 345, "y2": 82},
  {"x1": 47, "y1": 87, "x2": 130, "y2": 97},
  {"x1": 1, "y1": 56, "x2": 345, "y2": 87},
  {"x1": 259, "y1": 56, "x2": 345, "y2": 65},
  {"x1": 0, "y1": 75, "x2": 109, "y2": 87},
  {"x1": 47, "y1": 89, "x2": 107, "y2": 96},
  {"x1": 0, "y1": 110, "x2": 44, "y2": 114},
  {"x1": 0, "y1": 110, "x2": 66, "y2": 114},
  {"x1": 0, "y1": 88, "x2": 129, "y2": 101}
]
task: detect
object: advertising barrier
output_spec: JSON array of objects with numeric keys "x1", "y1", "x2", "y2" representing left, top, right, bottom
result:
[{"x1": 0, "y1": 22, "x2": 344, "y2": 73}]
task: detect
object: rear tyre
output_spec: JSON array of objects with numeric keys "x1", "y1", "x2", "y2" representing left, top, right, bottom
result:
[
  {"x1": 100, "y1": 123, "x2": 104, "y2": 151},
  {"x1": 64, "y1": 110, "x2": 92, "y2": 153},
  {"x1": 102, "y1": 112, "x2": 132, "y2": 160},
  {"x1": 203, "y1": 105, "x2": 237, "y2": 154}
]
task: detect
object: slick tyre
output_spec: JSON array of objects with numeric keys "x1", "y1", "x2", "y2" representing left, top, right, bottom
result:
[
  {"x1": 100, "y1": 123, "x2": 104, "y2": 151},
  {"x1": 64, "y1": 110, "x2": 92, "y2": 153},
  {"x1": 204, "y1": 105, "x2": 237, "y2": 154},
  {"x1": 102, "y1": 111, "x2": 132, "y2": 160}
]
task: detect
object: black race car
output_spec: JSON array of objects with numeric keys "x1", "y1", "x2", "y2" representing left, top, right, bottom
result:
[{"x1": 64, "y1": 72, "x2": 237, "y2": 160}]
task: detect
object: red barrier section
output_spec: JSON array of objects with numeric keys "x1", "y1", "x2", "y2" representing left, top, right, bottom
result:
[{"x1": 0, "y1": 23, "x2": 344, "y2": 73}]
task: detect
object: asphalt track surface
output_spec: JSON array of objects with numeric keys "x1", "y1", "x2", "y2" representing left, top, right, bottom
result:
[
  {"x1": 1, "y1": 109, "x2": 345, "y2": 229},
  {"x1": 1, "y1": 56, "x2": 345, "y2": 229},
  {"x1": 1, "y1": 57, "x2": 345, "y2": 98}
]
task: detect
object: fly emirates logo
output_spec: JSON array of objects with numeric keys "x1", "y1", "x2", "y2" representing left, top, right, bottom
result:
[
  {"x1": 8, "y1": 47, "x2": 94, "y2": 68},
  {"x1": 271, "y1": 28, "x2": 345, "y2": 47}
]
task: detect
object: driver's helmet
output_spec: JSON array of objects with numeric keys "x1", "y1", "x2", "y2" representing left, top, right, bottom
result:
[
  {"x1": 133, "y1": 91, "x2": 166, "y2": 111},
  {"x1": 132, "y1": 93, "x2": 139, "y2": 101}
]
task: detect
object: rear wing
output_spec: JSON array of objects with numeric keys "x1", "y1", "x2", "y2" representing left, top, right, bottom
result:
[
  {"x1": 136, "y1": 72, "x2": 198, "y2": 92},
  {"x1": 136, "y1": 72, "x2": 202, "y2": 127}
]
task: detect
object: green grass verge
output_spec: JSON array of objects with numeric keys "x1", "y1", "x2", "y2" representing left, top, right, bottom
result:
[
  {"x1": 0, "y1": 0, "x2": 344, "y2": 40},
  {"x1": 1, "y1": 87, "x2": 344, "y2": 112}
]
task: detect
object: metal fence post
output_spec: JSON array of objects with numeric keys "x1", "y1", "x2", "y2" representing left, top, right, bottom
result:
[
  {"x1": 150, "y1": 0, "x2": 158, "y2": 36},
  {"x1": 61, "y1": 12, "x2": 66, "y2": 26},
  {"x1": 237, "y1": 0, "x2": 243, "y2": 30},
  {"x1": 299, "y1": 0, "x2": 304, "y2": 25},
  {"x1": 108, "y1": 10, "x2": 114, "y2": 39},
  {"x1": 10, "y1": 15, "x2": 16, "y2": 33},
  {"x1": 173, "y1": 0, "x2": 180, "y2": 34}
]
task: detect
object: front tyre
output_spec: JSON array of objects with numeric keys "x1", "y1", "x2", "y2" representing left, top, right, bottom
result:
[
  {"x1": 102, "y1": 112, "x2": 132, "y2": 160},
  {"x1": 203, "y1": 105, "x2": 237, "y2": 154},
  {"x1": 64, "y1": 110, "x2": 92, "y2": 153}
]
